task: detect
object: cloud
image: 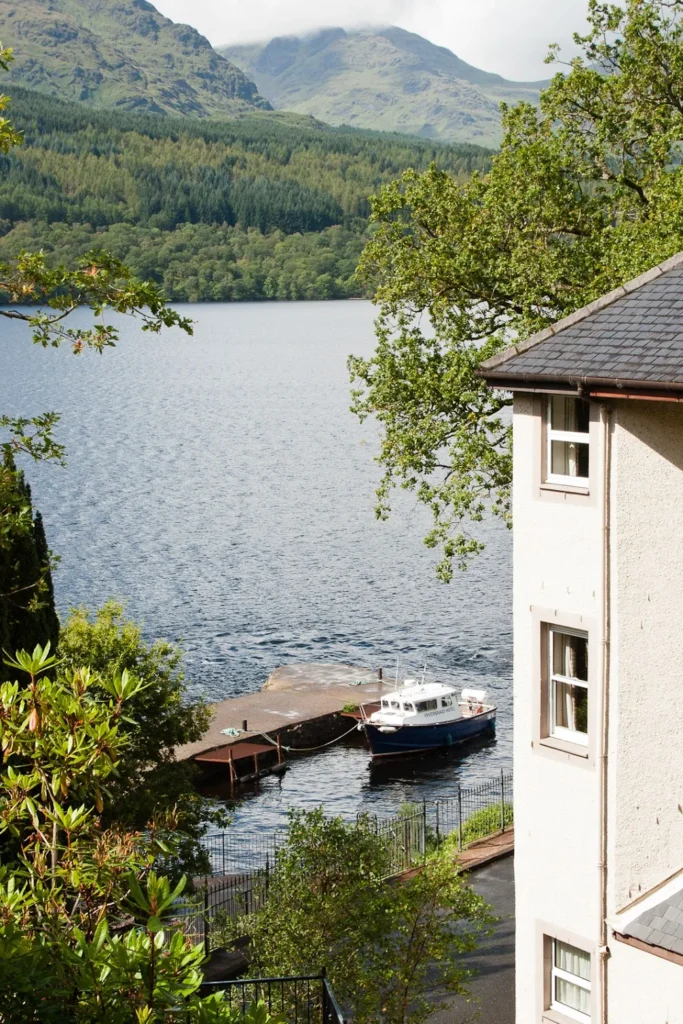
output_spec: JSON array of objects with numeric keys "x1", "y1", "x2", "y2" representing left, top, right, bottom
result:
[{"x1": 153, "y1": 0, "x2": 589, "y2": 80}]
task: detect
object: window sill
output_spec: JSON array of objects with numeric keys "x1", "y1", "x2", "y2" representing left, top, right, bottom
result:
[
  {"x1": 540, "y1": 481, "x2": 590, "y2": 496},
  {"x1": 542, "y1": 1010, "x2": 588, "y2": 1024},
  {"x1": 539, "y1": 736, "x2": 589, "y2": 759}
]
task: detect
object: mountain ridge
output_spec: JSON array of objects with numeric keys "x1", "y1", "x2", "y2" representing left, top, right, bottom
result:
[
  {"x1": 220, "y1": 26, "x2": 548, "y2": 145},
  {"x1": 0, "y1": 0, "x2": 271, "y2": 118}
]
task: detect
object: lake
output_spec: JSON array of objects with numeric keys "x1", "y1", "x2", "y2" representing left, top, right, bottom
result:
[{"x1": 1, "y1": 300, "x2": 512, "y2": 827}]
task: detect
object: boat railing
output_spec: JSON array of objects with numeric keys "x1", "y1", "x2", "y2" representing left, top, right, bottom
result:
[{"x1": 458, "y1": 700, "x2": 496, "y2": 718}]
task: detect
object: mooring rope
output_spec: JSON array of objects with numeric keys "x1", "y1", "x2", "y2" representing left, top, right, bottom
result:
[{"x1": 258, "y1": 720, "x2": 362, "y2": 753}]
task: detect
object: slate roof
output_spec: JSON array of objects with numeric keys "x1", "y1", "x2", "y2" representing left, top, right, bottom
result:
[
  {"x1": 479, "y1": 252, "x2": 683, "y2": 392},
  {"x1": 622, "y1": 887, "x2": 683, "y2": 957}
]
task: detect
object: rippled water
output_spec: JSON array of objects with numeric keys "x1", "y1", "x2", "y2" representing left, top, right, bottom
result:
[{"x1": 1, "y1": 300, "x2": 512, "y2": 825}]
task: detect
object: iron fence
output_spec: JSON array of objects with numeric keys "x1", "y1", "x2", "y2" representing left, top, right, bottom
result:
[
  {"x1": 189, "y1": 770, "x2": 513, "y2": 941},
  {"x1": 200, "y1": 830, "x2": 283, "y2": 876},
  {"x1": 201, "y1": 973, "x2": 345, "y2": 1024},
  {"x1": 364, "y1": 769, "x2": 513, "y2": 875},
  {"x1": 174, "y1": 869, "x2": 271, "y2": 953}
]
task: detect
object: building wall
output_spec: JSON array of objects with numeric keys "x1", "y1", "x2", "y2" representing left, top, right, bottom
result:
[
  {"x1": 512, "y1": 394, "x2": 605, "y2": 1023},
  {"x1": 609, "y1": 940, "x2": 683, "y2": 1023},
  {"x1": 609, "y1": 401, "x2": 683, "y2": 913}
]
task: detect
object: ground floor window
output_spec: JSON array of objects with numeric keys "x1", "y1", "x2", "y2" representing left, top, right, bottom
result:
[{"x1": 550, "y1": 939, "x2": 591, "y2": 1022}]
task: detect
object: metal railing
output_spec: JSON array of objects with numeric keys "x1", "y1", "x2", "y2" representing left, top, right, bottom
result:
[
  {"x1": 200, "y1": 830, "x2": 283, "y2": 876},
  {"x1": 173, "y1": 869, "x2": 271, "y2": 954},
  {"x1": 201, "y1": 769, "x2": 512, "y2": 876},
  {"x1": 201, "y1": 973, "x2": 345, "y2": 1024},
  {"x1": 184, "y1": 770, "x2": 512, "y2": 942}
]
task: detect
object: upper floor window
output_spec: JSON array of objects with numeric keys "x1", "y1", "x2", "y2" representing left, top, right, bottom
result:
[
  {"x1": 550, "y1": 939, "x2": 591, "y2": 1023},
  {"x1": 545, "y1": 397, "x2": 590, "y2": 486},
  {"x1": 549, "y1": 628, "x2": 588, "y2": 745}
]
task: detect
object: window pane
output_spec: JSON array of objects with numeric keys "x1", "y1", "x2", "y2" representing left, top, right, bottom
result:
[
  {"x1": 553, "y1": 632, "x2": 588, "y2": 682},
  {"x1": 550, "y1": 440, "x2": 590, "y2": 479},
  {"x1": 553, "y1": 681, "x2": 588, "y2": 735},
  {"x1": 549, "y1": 397, "x2": 590, "y2": 433},
  {"x1": 555, "y1": 977, "x2": 591, "y2": 1016},
  {"x1": 555, "y1": 941, "x2": 591, "y2": 981}
]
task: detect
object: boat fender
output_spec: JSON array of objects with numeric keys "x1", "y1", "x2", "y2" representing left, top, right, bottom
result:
[{"x1": 476, "y1": 705, "x2": 483, "y2": 714}]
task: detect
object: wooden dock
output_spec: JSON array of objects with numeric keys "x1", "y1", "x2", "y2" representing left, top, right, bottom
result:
[{"x1": 176, "y1": 663, "x2": 390, "y2": 766}]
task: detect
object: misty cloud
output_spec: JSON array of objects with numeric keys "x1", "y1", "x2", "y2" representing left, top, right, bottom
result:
[{"x1": 153, "y1": 0, "x2": 588, "y2": 80}]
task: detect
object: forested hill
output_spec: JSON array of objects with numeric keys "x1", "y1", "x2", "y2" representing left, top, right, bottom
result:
[
  {"x1": 0, "y1": 0, "x2": 270, "y2": 117},
  {"x1": 0, "y1": 87, "x2": 492, "y2": 302}
]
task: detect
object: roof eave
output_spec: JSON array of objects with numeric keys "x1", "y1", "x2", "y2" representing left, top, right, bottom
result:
[{"x1": 482, "y1": 372, "x2": 683, "y2": 396}]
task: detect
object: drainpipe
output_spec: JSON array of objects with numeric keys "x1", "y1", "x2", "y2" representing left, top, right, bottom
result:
[{"x1": 598, "y1": 404, "x2": 612, "y2": 1023}]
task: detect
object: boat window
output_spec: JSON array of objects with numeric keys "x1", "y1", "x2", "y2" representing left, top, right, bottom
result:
[
  {"x1": 441, "y1": 696, "x2": 453, "y2": 708},
  {"x1": 415, "y1": 699, "x2": 438, "y2": 712},
  {"x1": 381, "y1": 700, "x2": 389, "y2": 708},
  {"x1": 403, "y1": 702, "x2": 415, "y2": 712},
  {"x1": 390, "y1": 700, "x2": 400, "y2": 709}
]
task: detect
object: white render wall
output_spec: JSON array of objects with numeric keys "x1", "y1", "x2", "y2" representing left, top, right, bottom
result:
[
  {"x1": 513, "y1": 394, "x2": 683, "y2": 1022},
  {"x1": 609, "y1": 940, "x2": 683, "y2": 1024},
  {"x1": 512, "y1": 394, "x2": 605, "y2": 1023},
  {"x1": 609, "y1": 402, "x2": 683, "y2": 913}
]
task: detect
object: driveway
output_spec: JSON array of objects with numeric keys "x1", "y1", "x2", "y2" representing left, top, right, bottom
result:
[{"x1": 431, "y1": 854, "x2": 515, "y2": 1024}]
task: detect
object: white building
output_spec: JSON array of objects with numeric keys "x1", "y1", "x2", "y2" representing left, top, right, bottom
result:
[{"x1": 480, "y1": 253, "x2": 683, "y2": 1024}]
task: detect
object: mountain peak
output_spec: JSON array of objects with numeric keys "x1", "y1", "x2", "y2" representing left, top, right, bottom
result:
[
  {"x1": 0, "y1": 0, "x2": 271, "y2": 117},
  {"x1": 220, "y1": 25, "x2": 546, "y2": 145}
]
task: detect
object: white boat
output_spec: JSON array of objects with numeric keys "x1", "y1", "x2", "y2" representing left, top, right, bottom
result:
[{"x1": 360, "y1": 680, "x2": 496, "y2": 758}]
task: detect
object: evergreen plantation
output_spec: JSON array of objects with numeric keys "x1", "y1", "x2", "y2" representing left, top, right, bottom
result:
[{"x1": 0, "y1": 88, "x2": 492, "y2": 302}]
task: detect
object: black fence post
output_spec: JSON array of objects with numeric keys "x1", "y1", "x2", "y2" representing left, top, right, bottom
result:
[
  {"x1": 435, "y1": 801, "x2": 440, "y2": 849},
  {"x1": 500, "y1": 769, "x2": 505, "y2": 834},
  {"x1": 203, "y1": 886, "x2": 210, "y2": 959},
  {"x1": 457, "y1": 784, "x2": 463, "y2": 851},
  {"x1": 403, "y1": 814, "x2": 410, "y2": 870},
  {"x1": 422, "y1": 799, "x2": 427, "y2": 864}
]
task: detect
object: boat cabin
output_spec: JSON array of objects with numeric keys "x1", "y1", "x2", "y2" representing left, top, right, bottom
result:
[{"x1": 377, "y1": 680, "x2": 461, "y2": 721}]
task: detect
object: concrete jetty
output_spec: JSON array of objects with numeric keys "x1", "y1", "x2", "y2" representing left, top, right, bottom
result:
[{"x1": 177, "y1": 663, "x2": 389, "y2": 762}]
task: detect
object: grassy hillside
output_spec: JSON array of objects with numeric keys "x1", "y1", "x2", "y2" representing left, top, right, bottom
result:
[
  {"x1": 221, "y1": 26, "x2": 547, "y2": 147},
  {"x1": 0, "y1": 0, "x2": 270, "y2": 117},
  {"x1": 0, "y1": 86, "x2": 493, "y2": 302}
]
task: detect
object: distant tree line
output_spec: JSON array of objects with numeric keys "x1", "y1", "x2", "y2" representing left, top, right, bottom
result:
[{"x1": 0, "y1": 87, "x2": 492, "y2": 302}]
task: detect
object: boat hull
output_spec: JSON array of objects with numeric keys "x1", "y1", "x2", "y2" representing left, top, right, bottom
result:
[{"x1": 363, "y1": 709, "x2": 496, "y2": 758}]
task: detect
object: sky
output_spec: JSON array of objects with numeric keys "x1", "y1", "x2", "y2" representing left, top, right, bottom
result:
[{"x1": 153, "y1": 0, "x2": 590, "y2": 81}]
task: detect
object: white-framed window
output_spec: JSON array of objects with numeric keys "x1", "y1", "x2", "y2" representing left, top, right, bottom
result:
[
  {"x1": 545, "y1": 396, "x2": 590, "y2": 486},
  {"x1": 549, "y1": 627, "x2": 588, "y2": 745},
  {"x1": 550, "y1": 939, "x2": 591, "y2": 1023}
]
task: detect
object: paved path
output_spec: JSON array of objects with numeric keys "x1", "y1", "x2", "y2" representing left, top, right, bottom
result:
[
  {"x1": 459, "y1": 829, "x2": 515, "y2": 872},
  {"x1": 431, "y1": 854, "x2": 515, "y2": 1024}
]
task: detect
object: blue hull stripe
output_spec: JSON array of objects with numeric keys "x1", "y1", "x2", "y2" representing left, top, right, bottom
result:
[{"x1": 364, "y1": 711, "x2": 496, "y2": 757}]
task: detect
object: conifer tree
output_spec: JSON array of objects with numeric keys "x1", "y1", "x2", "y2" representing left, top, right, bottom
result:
[{"x1": 0, "y1": 451, "x2": 59, "y2": 677}]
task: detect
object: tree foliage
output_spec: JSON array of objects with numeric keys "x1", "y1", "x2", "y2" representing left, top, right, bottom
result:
[
  {"x1": 350, "y1": 0, "x2": 683, "y2": 578},
  {"x1": 0, "y1": 644, "x2": 244, "y2": 1023},
  {"x1": 229, "y1": 808, "x2": 491, "y2": 1024},
  {"x1": 0, "y1": 84, "x2": 492, "y2": 303},
  {"x1": 57, "y1": 602, "x2": 221, "y2": 874}
]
